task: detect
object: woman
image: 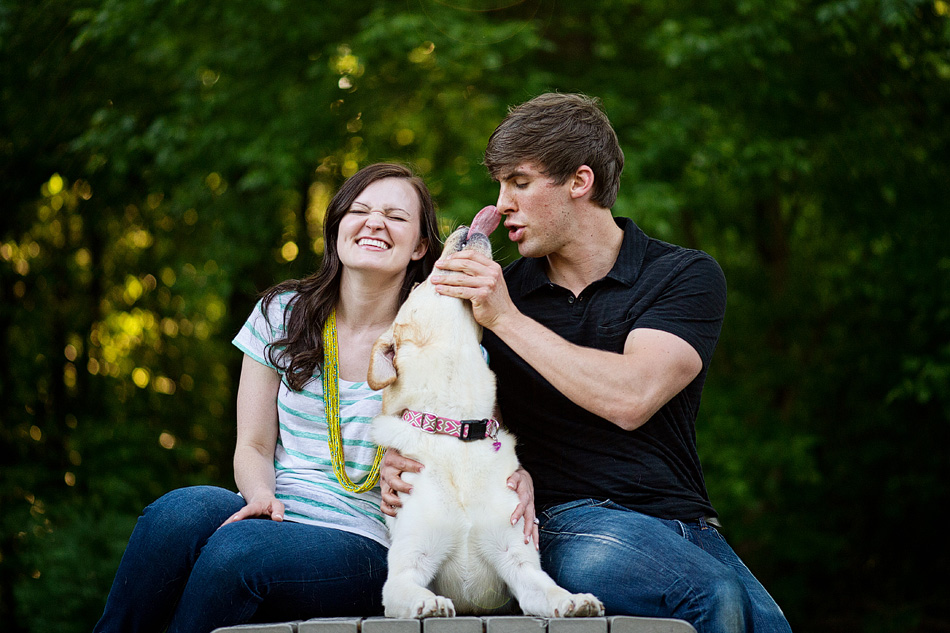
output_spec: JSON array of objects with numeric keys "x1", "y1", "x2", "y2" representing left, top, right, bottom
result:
[{"x1": 94, "y1": 163, "x2": 441, "y2": 632}]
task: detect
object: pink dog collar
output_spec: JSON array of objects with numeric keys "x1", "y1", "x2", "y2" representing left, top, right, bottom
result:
[{"x1": 402, "y1": 409, "x2": 500, "y2": 442}]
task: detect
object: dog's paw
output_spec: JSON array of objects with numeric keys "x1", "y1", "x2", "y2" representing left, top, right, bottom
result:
[
  {"x1": 553, "y1": 593, "x2": 605, "y2": 618},
  {"x1": 413, "y1": 595, "x2": 456, "y2": 618}
]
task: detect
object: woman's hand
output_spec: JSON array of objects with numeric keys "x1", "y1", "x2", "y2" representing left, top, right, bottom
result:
[
  {"x1": 507, "y1": 466, "x2": 540, "y2": 549},
  {"x1": 220, "y1": 496, "x2": 285, "y2": 527},
  {"x1": 379, "y1": 448, "x2": 424, "y2": 517}
]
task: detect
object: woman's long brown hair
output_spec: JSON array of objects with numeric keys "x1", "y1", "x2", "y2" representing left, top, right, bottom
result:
[{"x1": 259, "y1": 163, "x2": 440, "y2": 391}]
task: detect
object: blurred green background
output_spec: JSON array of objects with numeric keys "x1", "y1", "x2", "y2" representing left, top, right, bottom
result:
[{"x1": 2, "y1": 1, "x2": 948, "y2": 631}]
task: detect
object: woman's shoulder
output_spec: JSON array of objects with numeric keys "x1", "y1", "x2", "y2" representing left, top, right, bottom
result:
[{"x1": 256, "y1": 288, "x2": 300, "y2": 316}]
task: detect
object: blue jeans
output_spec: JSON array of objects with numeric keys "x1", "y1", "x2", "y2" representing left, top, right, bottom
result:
[
  {"x1": 539, "y1": 500, "x2": 791, "y2": 633},
  {"x1": 94, "y1": 486, "x2": 388, "y2": 633}
]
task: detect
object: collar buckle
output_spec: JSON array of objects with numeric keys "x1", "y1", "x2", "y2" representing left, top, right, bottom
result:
[{"x1": 459, "y1": 419, "x2": 489, "y2": 441}]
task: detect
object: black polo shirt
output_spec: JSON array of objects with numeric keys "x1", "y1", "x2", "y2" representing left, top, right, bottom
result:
[{"x1": 483, "y1": 217, "x2": 726, "y2": 520}]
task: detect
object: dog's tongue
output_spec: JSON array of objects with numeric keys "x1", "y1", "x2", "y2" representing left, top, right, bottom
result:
[{"x1": 467, "y1": 205, "x2": 500, "y2": 239}]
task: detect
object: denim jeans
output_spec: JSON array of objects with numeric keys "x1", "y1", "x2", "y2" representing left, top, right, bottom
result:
[
  {"x1": 539, "y1": 500, "x2": 791, "y2": 633},
  {"x1": 94, "y1": 486, "x2": 387, "y2": 633}
]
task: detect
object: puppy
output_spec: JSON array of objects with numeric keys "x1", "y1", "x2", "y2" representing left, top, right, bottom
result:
[{"x1": 368, "y1": 205, "x2": 604, "y2": 619}]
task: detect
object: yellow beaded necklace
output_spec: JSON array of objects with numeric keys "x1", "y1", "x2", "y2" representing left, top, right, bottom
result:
[{"x1": 322, "y1": 309, "x2": 384, "y2": 493}]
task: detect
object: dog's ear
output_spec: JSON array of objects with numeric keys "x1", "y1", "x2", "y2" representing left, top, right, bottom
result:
[{"x1": 367, "y1": 327, "x2": 397, "y2": 390}]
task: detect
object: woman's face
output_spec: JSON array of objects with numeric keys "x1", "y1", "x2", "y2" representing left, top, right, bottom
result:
[{"x1": 336, "y1": 177, "x2": 428, "y2": 278}]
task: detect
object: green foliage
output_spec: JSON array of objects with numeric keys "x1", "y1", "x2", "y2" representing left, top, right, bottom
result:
[
  {"x1": 14, "y1": 507, "x2": 138, "y2": 632},
  {"x1": 2, "y1": 0, "x2": 948, "y2": 631}
]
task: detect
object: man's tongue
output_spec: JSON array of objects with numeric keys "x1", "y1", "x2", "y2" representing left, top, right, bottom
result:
[{"x1": 467, "y1": 205, "x2": 501, "y2": 240}]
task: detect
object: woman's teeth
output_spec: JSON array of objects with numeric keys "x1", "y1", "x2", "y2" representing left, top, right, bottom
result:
[{"x1": 358, "y1": 238, "x2": 389, "y2": 250}]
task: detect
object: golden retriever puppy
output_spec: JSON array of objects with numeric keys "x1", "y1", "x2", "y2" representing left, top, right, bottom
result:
[{"x1": 368, "y1": 206, "x2": 604, "y2": 619}]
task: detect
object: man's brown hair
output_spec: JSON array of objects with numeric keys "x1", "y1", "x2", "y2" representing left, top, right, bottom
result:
[{"x1": 484, "y1": 93, "x2": 624, "y2": 209}]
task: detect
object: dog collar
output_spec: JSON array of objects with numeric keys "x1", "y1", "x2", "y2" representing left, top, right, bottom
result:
[{"x1": 402, "y1": 409, "x2": 500, "y2": 442}]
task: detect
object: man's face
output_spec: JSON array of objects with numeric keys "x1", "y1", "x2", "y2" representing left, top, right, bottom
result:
[{"x1": 495, "y1": 162, "x2": 575, "y2": 259}]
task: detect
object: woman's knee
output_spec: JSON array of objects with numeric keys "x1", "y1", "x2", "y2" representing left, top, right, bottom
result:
[
  {"x1": 141, "y1": 486, "x2": 242, "y2": 535},
  {"x1": 194, "y1": 535, "x2": 258, "y2": 584}
]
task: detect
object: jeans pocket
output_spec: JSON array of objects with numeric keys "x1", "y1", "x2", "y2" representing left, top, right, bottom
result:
[
  {"x1": 539, "y1": 499, "x2": 594, "y2": 522},
  {"x1": 539, "y1": 499, "x2": 616, "y2": 526}
]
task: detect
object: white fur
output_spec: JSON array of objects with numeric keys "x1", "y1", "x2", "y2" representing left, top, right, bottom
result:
[{"x1": 368, "y1": 227, "x2": 604, "y2": 619}]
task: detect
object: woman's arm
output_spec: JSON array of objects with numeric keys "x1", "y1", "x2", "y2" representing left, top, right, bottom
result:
[{"x1": 221, "y1": 354, "x2": 285, "y2": 525}]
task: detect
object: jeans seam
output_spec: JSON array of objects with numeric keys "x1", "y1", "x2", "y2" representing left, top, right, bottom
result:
[
  {"x1": 262, "y1": 563, "x2": 386, "y2": 586},
  {"x1": 539, "y1": 529, "x2": 627, "y2": 548},
  {"x1": 540, "y1": 498, "x2": 604, "y2": 522},
  {"x1": 672, "y1": 519, "x2": 687, "y2": 539}
]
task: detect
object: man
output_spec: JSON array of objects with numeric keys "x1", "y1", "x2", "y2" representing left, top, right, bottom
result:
[{"x1": 381, "y1": 93, "x2": 791, "y2": 633}]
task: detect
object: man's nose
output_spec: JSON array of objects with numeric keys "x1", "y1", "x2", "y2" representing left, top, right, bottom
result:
[{"x1": 496, "y1": 188, "x2": 515, "y2": 215}]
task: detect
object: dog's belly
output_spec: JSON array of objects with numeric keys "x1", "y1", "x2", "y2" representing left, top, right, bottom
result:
[
  {"x1": 395, "y1": 459, "x2": 522, "y2": 535},
  {"x1": 389, "y1": 442, "x2": 525, "y2": 614},
  {"x1": 433, "y1": 549, "x2": 514, "y2": 614},
  {"x1": 429, "y1": 505, "x2": 523, "y2": 614}
]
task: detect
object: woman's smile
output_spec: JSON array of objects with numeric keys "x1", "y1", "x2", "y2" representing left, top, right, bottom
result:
[{"x1": 357, "y1": 237, "x2": 391, "y2": 251}]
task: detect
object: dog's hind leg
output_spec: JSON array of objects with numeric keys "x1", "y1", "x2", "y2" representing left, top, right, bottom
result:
[
  {"x1": 383, "y1": 523, "x2": 458, "y2": 618},
  {"x1": 478, "y1": 521, "x2": 604, "y2": 618}
]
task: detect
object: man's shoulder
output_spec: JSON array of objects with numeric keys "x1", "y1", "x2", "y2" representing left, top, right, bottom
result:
[
  {"x1": 643, "y1": 233, "x2": 712, "y2": 261},
  {"x1": 642, "y1": 236, "x2": 723, "y2": 281}
]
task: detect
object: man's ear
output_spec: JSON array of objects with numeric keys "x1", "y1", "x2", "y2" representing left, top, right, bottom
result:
[
  {"x1": 570, "y1": 165, "x2": 595, "y2": 200},
  {"x1": 367, "y1": 327, "x2": 397, "y2": 390}
]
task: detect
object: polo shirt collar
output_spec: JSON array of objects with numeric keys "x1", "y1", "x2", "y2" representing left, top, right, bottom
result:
[
  {"x1": 515, "y1": 257, "x2": 552, "y2": 295},
  {"x1": 605, "y1": 217, "x2": 647, "y2": 286},
  {"x1": 517, "y1": 216, "x2": 648, "y2": 293}
]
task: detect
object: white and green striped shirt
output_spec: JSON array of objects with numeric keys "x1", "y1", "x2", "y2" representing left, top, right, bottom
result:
[{"x1": 232, "y1": 292, "x2": 389, "y2": 547}]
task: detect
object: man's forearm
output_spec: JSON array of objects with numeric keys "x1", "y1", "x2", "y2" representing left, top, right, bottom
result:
[{"x1": 490, "y1": 311, "x2": 699, "y2": 431}]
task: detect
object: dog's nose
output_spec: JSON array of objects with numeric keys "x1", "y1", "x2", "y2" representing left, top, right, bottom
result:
[
  {"x1": 463, "y1": 232, "x2": 491, "y2": 252},
  {"x1": 452, "y1": 227, "x2": 471, "y2": 253}
]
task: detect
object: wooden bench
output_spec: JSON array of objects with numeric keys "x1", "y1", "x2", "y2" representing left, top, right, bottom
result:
[{"x1": 212, "y1": 615, "x2": 696, "y2": 633}]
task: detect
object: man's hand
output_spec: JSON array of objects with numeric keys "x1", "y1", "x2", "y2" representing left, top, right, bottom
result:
[
  {"x1": 379, "y1": 448, "x2": 424, "y2": 517},
  {"x1": 507, "y1": 466, "x2": 540, "y2": 549},
  {"x1": 431, "y1": 251, "x2": 516, "y2": 331},
  {"x1": 220, "y1": 495, "x2": 285, "y2": 527}
]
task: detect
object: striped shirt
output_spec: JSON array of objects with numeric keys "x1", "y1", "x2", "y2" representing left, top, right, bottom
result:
[{"x1": 232, "y1": 292, "x2": 389, "y2": 547}]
